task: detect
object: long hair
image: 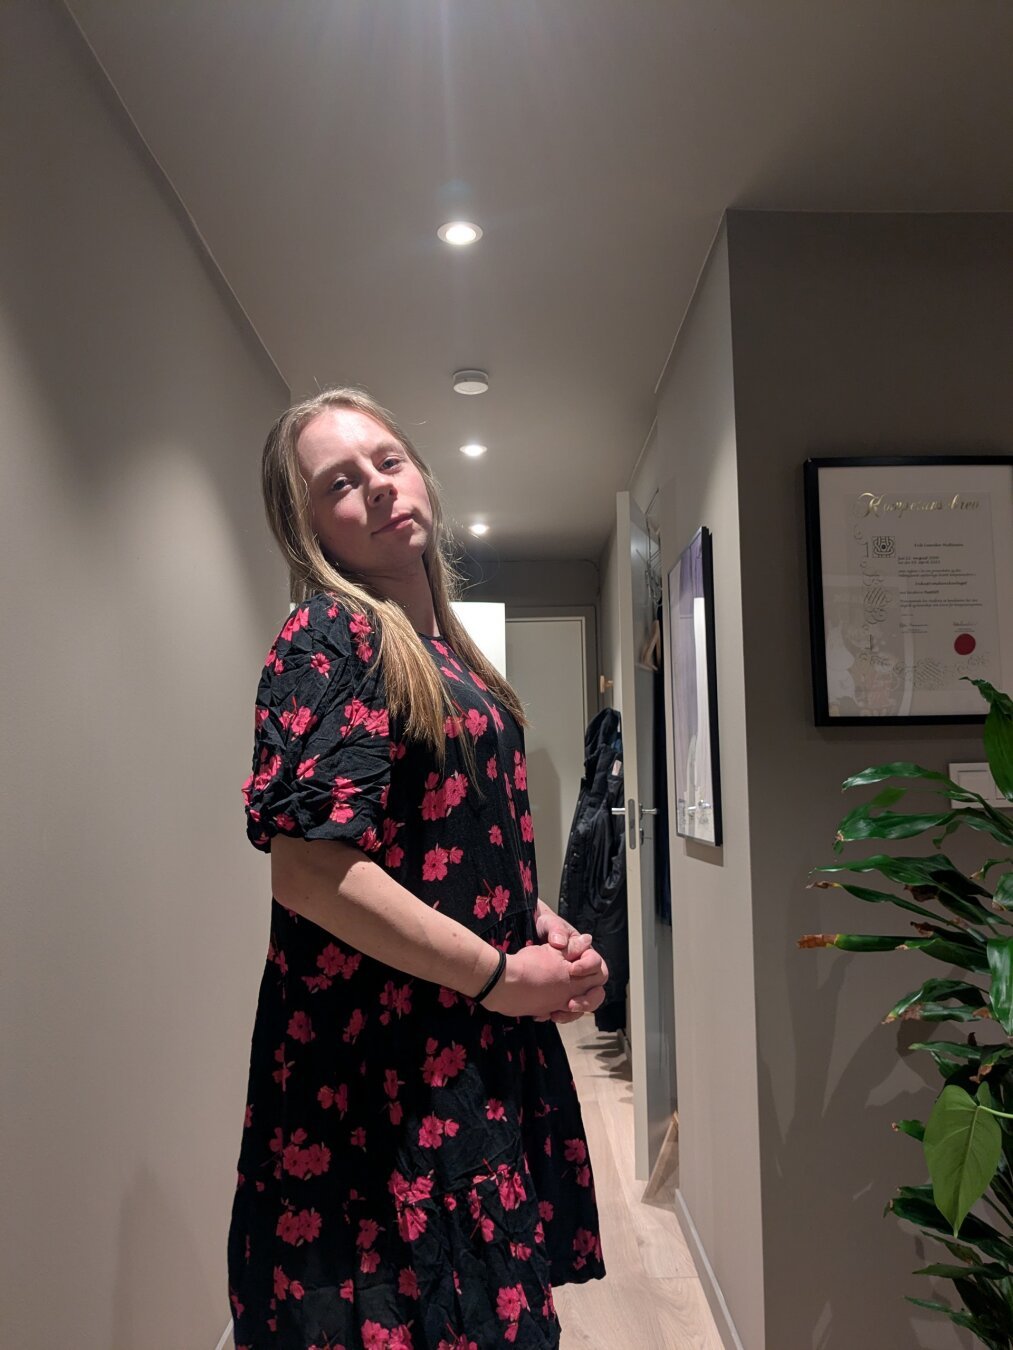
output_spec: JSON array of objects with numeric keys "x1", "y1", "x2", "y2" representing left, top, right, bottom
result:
[{"x1": 260, "y1": 386, "x2": 528, "y2": 767}]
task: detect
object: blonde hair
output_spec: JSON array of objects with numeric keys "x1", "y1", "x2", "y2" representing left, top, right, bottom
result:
[{"x1": 260, "y1": 386, "x2": 528, "y2": 766}]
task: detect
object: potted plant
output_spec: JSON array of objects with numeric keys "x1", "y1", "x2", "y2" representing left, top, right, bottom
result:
[{"x1": 800, "y1": 679, "x2": 1013, "y2": 1347}]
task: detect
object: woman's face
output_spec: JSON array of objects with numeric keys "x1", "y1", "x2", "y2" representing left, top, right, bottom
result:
[{"x1": 296, "y1": 406, "x2": 434, "y2": 579}]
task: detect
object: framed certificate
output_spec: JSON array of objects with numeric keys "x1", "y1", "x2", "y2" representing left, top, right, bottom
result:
[
  {"x1": 804, "y1": 456, "x2": 1013, "y2": 725},
  {"x1": 667, "y1": 527, "x2": 723, "y2": 845}
]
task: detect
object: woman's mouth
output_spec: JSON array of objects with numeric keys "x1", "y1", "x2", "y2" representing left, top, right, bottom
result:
[{"x1": 375, "y1": 513, "x2": 413, "y2": 534}]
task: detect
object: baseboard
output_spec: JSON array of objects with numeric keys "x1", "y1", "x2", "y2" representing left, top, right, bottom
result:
[
  {"x1": 674, "y1": 1189, "x2": 748, "y2": 1350},
  {"x1": 213, "y1": 1320, "x2": 233, "y2": 1350}
]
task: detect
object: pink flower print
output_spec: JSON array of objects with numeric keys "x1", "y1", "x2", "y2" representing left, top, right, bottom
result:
[
  {"x1": 389, "y1": 1327, "x2": 413, "y2": 1350},
  {"x1": 385, "y1": 844, "x2": 405, "y2": 868},
  {"x1": 349, "y1": 611, "x2": 372, "y2": 640},
  {"x1": 398, "y1": 1205, "x2": 428, "y2": 1243},
  {"x1": 510, "y1": 1241, "x2": 532, "y2": 1261},
  {"x1": 486, "y1": 1099, "x2": 506, "y2": 1121},
  {"x1": 384, "y1": 1068, "x2": 402, "y2": 1100},
  {"x1": 274, "y1": 811, "x2": 296, "y2": 833},
  {"x1": 443, "y1": 773, "x2": 468, "y2": 811},
  {"x1": 290, "y1": 705, "x2": 317, "y2": 737},
  {"x1": 513, "y1": 751, "x2": 527, "y2": 790},
  {"x1": 437, "y1": 985, "x2": 459, "y2": 1008},
  {"x1": 280, "y1": 606, "x2": 310, "y2": 642},
  {"x1": 538, "y1": 1199, "x2": 554, "y2": 1222},
  {"x1": 343, "y1": 1009, "x2": 366, "y2": 1043},
  {"x1": 317, "y1": 944, "x2": 345, "y2": 977},
  {"x1": 422, "y1": 1041, "x2": 467, "y2": 1086},
  {"x1": 572, "y1": 1228, "x2": 602, "y2": 1271},
  {"x1": 564, "y1": 1138, "x2": 587, "y2": 1164},
  {"x1": 543, "y1": 1137, "x2": 552, "y2": 1156},
  {"x1": 340, "y1": 1278, "x2": 354, "y2": 1302},
  {"x1": 350, "y1": 1125, "x2": 367, "y2": 1148},
  {"x1": 382, "y1": 816, "x2": 403, "y2": 845},
  {"x1": 420, "y1": 773, "x2": 446, "y2": 821},
  {"x1": 287, "y1": 1011, "x2": 314, "y2": 1044},
  {"x1": 273, "y1": 1265, "x2": 289, "y2": 1301},
  {"x1": 423, "y1": 845, "x2": 448, "y2": 881},
  {"x1": 464, "y1": 707, "x2": 488, "y2": 738},
  {"x1": 389, "y1": 1101, "x2": 403, "y2": 1125},
  {"x1": 379, "y1": 981, "x2": 413, "y2": 1023},
  {"x1": 357, "y1": 1218, "x2": 380, "y2": 1249},
  {"x1": 440, "y1": 665, "x2": 462, "y2": 683},
  {"x1": 479, "y1": 1024, "x2": 494, "y2": 1050},
  {"x1": 362, "y1": 1321, "x2": 391, "y2": 1349},
  {"x1": 503, "y1": 775, "x2": 513, "y2": 800},
  {"x1": 477, "y1": 1212, "x2": 495, "y2": 1243},
  {"x1": 469, "y1": 669, "x2": 488, "y2": 691},
  {"x1": 360, "y1": 1248, "x2": 381, "y2": 1274},
  {"x1": 244, "y1": 1103, "x2": 253, "y2": 1128},
  {"x1": 418, "y1": 1115, "x2": 444, "y2": 1149},
  {"x1": 485, "y1": 699, "x2": 505, "y2": 732},
  {"x1": 437, "y1": 1337, "x2": 479, "y2": 1350},
  {"x1": 495, "y1": 1164, "x2": 526, "y2": 1211},
  {"x1": 296, "y1": 755, "x2": 319, "y2": 781},
  {"x1": 490, "y1": 885, "x2": 510, "y2": 918},
  {"x1": 489, "y1": 824, "x2": 503, "y2": 846},
  {"x1": 519, "y1": 860, "x2": 533, "y2": 895},
  {"x1": 304, "y1": 1143, "x2": 330, "y2": 1176},
  {"x1": 254, "y1": 705, "x2": 269, "y2": 728},
  {"x1": 309, "y1": 649, "x2": 331, "y2": 677},
  {"x1": 365, "y1": 706, "x2": 389, "y2": 735},
  {"x1": 496, "y1": 1283, "x2": 528, "y2": 1335},
  {"x1": 273, "y1": 656, "x2": 285, "y2": 674},
  {"x1": 485, "y1": 755, "x2": 498, "y2": 781},
  {"x1": 391, "y1": 739, "x2": 407, "y2": 761},
  {"x1": 576, "y1": 1164, "x2": 591, "y2": 1187},
  {"x1": 358, "y1": 825, "x2": 382, "y2": 853},
  {"x1": 398, "y1": 1268, "x2": 420, "y2": 1299},
  {"x1": 520, "y1": 811, "x2": 534, "y2": 842},
  {"x1": 444, "y1": 714, "x2": 463, "y2": 738},
  {"x1": 254, "y1": 751, "x2": 282, "y2": 793},
  {"x1": 329, "y1": 775, "x2": 361, "y2": 823}
]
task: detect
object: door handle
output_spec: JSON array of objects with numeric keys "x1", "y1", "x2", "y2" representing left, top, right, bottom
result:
[{"x1": 610, "y1": 807, "x2": 626, "y2": 816}]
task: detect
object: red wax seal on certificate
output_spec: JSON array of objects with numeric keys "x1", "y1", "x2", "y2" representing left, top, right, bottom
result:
[{"x1": 954, "y1": 633, "x2": 976, "y2": 655}]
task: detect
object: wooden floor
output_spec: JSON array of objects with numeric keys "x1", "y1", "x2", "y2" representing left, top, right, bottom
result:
[{"x1": 553, "y1": 1023, "x2": 724, "y2": 1350}]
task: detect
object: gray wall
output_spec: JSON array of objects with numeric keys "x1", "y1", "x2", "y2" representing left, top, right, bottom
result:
[
  {"x1": 0, "y1": 4, "x2": 289, "y2": 1346},
  {"x1": 655, "y1": 227, "x2": 767, "y2": 1350},
  {"x1": 727, "y1": 210, "x2": 1012, "y2": 1348}
]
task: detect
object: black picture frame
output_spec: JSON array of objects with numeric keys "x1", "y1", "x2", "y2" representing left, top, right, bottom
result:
[
  {"x1": 666, "y1": 526, "x2": 723, "y2": 846},
  {"x1": 803, "y1": 455, "x2": 1013, "y2": 726}
]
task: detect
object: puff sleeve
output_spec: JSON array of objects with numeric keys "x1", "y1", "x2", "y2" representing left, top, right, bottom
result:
[{"x1": 242, "y1": 594, "x2": 394, "y2": 856}]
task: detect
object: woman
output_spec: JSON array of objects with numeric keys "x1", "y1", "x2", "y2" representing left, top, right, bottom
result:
[{"x1": 228, "y1": 388, "x2": 607, "y2": 1349}]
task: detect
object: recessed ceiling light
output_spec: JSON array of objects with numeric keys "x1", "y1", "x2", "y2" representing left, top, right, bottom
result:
[
  {"x1": 453, "y1": 369, "x2": 489, "y2": 395},
  {"x1": 469, "y1": 522, "x2": 490, "y2": 536},
  {"x1": 460, "y1": 443, "x2": 487, "y2": 458},
  {"x1": 438, "y1": 221, "x2": 483, "y2": 246}
]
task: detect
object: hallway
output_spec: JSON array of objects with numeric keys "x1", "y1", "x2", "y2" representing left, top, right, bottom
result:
[{"x1": 555, "y1": 1025, "x2": 724, "y2": 1350}]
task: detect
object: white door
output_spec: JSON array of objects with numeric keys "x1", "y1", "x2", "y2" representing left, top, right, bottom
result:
[
  {"x1": 504, "y1": 617, "x2": 588, "y2": 913},
  {"x1": 616, "y1": 491, "x2": 673, "y2": 1180}
]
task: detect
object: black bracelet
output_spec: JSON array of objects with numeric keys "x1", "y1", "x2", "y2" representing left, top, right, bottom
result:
[{"x1": 474, "y1": 949, "x2": 507, "y2": 1004}]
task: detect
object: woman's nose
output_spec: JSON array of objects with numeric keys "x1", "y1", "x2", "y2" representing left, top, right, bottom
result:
[{"x1": 367, "y1": 476, "x2": 395, "y2": 504}]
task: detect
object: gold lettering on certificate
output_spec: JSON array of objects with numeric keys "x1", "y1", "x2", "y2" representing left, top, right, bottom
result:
[{"x1": 856, "y1": 492, "x2": 981, "y2": 518}]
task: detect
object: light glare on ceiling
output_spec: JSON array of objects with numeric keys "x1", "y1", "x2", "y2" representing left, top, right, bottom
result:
[
  {"x1": 469, "y1": 522, "x2": 489, "y2": 536},
  {"x1": 461, "y1": 443, "x2": 487, "y2": 457},
  {"x1": 438, "y1": 221, "x2": 483, "y2": 246}
]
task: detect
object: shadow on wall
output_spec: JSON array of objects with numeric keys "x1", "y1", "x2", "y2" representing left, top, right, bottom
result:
[
  {"x1": 759, "y1": 845, "x2": 975, "y2": 1350},
  {"x1": 111, "y1": 1167, "x2": 223, "y2": 1350},
  {"x1": 527, "y1": 746, "x2": 563, "y2": 908}
]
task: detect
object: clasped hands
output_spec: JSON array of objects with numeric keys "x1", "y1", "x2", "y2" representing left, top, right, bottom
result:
[{"x1": 479, "y1": 898, "x2": 609, "y2": 1023}]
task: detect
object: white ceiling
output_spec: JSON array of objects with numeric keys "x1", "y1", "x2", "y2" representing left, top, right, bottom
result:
[{"x1": 66, "y1": 0, "x2": 1013, "y2": 562}]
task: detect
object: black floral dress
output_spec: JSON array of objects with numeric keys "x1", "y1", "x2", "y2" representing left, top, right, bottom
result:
[{"x1": 228, "y1": 593, "x2": 605, "y2": 1350}]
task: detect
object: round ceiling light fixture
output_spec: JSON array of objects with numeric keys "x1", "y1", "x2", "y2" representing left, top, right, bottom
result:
[
  {"x1": 452, "y1": 369, "x2": 489, "y2": 395},
  {"x1": 460, "y1": 443, "x2": 487, "y2": 458},
  {"x1": 469, "y1": 522, "x2": 490, "y2": 536},
  {"x1": 438, "y1": 221, "x2": 483, "y2": 246}
]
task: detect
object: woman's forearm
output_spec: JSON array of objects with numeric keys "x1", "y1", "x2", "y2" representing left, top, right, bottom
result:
[{"x1": 270, "y1": 836, "x2": 501, "y2": 997}]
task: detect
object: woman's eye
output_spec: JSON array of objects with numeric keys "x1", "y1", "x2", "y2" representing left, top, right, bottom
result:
[
  {"x1": 330, "y1": 478, "x2": 350, "y2": 492},
  {"x1": 383, "y1": 457, "x2": 401, "y2": 470}
]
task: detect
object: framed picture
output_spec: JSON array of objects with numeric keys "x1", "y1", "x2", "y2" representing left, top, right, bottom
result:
[
  {"x1": 667, "y1": 527, "x2": 722, "y2": 846},
  {"x1": 804, "y1": 456, "x2": 1013, "y2": 725}
]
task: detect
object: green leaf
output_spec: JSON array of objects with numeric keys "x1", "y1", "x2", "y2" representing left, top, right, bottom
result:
[
  {"x1": 807, "y1": 877, "x2": 966, "y2": 928},
  {"x1": 972, "y1": 679, "x2": 1013, "y2": 802},
  {"x1": 905, "y1": 933, "x2": 990, "y2": 974},
  {"x1": 988, "y1": 938, "x2": 1013, "y2": 1035},
  {"x1": 885, "y1": 978, "x2": 987, "y2": 1023},
  {"x1": 915, "y1": 1261, "x2": 1012, "y2": 1281},
  {"x1": 993, "y1": 872, "x2": 1013, "y2": 912},
  {"x1": 924, "y1": 1084, "x2": 1003, "y2": 1235},
  {"x1": 894, "y1": 1118, "x2": 926, "y2": 1141},
  {"x1": 844, "y1": 761, "x2": 967, "y2": 794},
  {"x1": 904, "y1": 1297, "x2": 982, "y2": 1334}
]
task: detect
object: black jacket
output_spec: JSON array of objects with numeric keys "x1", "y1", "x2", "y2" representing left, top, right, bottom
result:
[{"x1": 557, "y1": 708, "x2": 629, "y2": 1032}]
